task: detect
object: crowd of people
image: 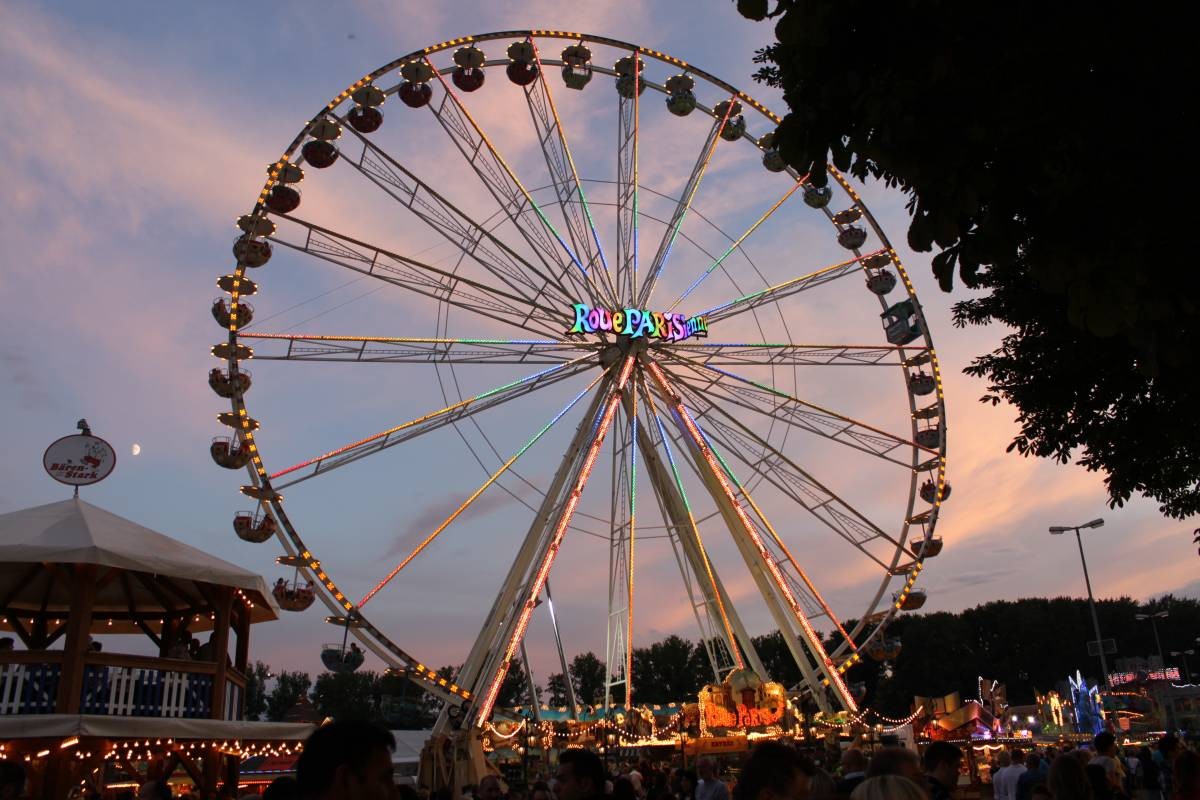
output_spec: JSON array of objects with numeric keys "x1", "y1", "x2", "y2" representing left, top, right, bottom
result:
[
  {"x1": 3, "y1": 721, "x2": 1199, "y2": 800},
  {"x1": 986, "y1": 732, "x2": 1200, "y2": 800}
]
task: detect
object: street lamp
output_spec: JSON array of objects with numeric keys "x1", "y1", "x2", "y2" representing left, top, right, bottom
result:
[
  {"x1": 1134, "y1": 610, "x2": 1169, "y2": 667},
  {"x1": 1169, "y1": 650, "x2": 1194, "y2": 683},
  {"x1": 1049, "y1": 518, "x2": 1110, "y2": 680}
]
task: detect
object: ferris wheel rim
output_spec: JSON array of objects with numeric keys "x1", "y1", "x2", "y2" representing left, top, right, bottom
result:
[{"x1": 212, "y1": 30, "x2": 949, "y2": 718}]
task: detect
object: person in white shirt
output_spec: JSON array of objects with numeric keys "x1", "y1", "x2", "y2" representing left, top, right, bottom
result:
[{"x1": 993, "y1": 748, "x2": 1028, "y2": 800}]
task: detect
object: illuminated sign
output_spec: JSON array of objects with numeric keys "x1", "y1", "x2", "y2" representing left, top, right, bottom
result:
[
  {"x1": 1107, "y1": 667, "x2": 1181, "y2": 687},
  {"x1": 569, "y1": 303, "x2": 708, "y2": 341}
]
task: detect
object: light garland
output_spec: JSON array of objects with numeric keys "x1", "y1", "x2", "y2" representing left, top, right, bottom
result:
[
  {"x1": 483, "y1": 719, "x2": 527, "y2": 741},
  {"x1": 811, "y1": 706, "x2": 922, "y2": 730}
]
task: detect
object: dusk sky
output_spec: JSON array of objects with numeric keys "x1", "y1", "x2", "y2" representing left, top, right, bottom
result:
[{"x1": 2, "y1": 1, "x2": 1195, "y2": 686}]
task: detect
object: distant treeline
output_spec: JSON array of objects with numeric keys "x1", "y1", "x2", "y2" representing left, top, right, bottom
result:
[{"x1": 246, "y1": 595, "x2": 1200, "y2": 724}]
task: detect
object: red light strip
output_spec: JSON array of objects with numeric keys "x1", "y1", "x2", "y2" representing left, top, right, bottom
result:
[
  {"x1": 645, "y1": 360, "x2": 857, "y2": 711},
  {"x1": 475, "y1": 354, "x2": 637, "y2": 725},
  {"x1": 727, "y1": 469, "x2": 856, "y2": 653},
  {"x1": 626, "y1": 382, "x2": 637, "y2": 709}
]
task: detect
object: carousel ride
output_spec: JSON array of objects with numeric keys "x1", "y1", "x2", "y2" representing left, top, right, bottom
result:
[{"x1": 209, "y1": 30, "x2": 949, "y2": 773}]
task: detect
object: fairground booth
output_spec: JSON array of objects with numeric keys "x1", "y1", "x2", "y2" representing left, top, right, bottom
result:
[{"x1": 0, "y1": 498, "x2": 314, "y2": 798}]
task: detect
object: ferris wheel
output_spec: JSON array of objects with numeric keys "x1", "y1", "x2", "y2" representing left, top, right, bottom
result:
[{"x1": 209, "y1": 31, "x2": 949, "y2": 729}]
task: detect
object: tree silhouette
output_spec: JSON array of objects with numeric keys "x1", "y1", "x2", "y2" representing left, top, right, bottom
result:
[
  {"x1": 569, "y1": 652, "x2": 607, "y2": 706},
  {"x1": 735, "y1": 0, "x2": 1199, "y2": 523},
  {"x1": 265, "y1": 670, "x2": 311, "y2": 722},
  {"x1": 545, "y1": 672, "x2": 571, "y2": 707},
  {"x1": 243, "y1": 660, "x2": 272, "y2": 721},
  {"x1": 312, "y1": 670, "x2": 377, "y2": 721}
]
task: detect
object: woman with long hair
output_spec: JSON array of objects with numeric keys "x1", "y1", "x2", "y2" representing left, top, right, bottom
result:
[{"x1": 1049, "y1": 754, "x2": 1095, "y2": 800}]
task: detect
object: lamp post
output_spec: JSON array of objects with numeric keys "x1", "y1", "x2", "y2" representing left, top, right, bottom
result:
[
  {"x1": 1169, "y1": 650, "x2": 1194, "y2": 684},
  {"x1": 1049, "y1": 518, "x2": 1110, "y2": 681},
  {"x1": 1137, "y1": 609, "x2": 1174, "y2": 731},
  {"x1": 1135, "y1": 610, "x2": 1169, "y2": 667}
]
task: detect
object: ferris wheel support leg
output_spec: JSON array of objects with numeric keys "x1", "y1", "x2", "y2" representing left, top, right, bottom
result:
[
  {"x1": 632, "y1": 396, "x2": 768, "y2": 681},
  {"x1": 604, "y1": 410, "x2": 632, "y2": 712},
  {"x1": 440, "y1": 380, "x2": 611, "y2": 733},
  {"x1": 684, "y1": 434, "x2": 834, "y2": 714},
  {"x1": 543, "y1": 579, "x2": 579, "y2": 719},
  {"x1": 645, "y1": 361, "x2": 856, "y2": 713},
  {"x1": 470, "y1": 356, "x2": 637, "y2": 727}
]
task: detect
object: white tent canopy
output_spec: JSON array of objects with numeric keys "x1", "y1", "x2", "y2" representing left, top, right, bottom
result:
[{"x1": 0, "y1": 498, "x2": 278, "y2": 634}]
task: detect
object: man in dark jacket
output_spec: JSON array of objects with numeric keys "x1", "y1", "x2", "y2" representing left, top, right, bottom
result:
[{"x1": 923, "y1": 741, "x2": 962, "y2": 800}]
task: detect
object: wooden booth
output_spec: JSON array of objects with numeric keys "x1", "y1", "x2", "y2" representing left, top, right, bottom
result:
[{"x1": 0, "y1": 499, "x2": 313, "y2": 798}]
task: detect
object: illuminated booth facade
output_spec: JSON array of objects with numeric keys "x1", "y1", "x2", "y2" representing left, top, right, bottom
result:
[{"x1": 0, "y1": 499, "x2": 312, "y2": 798}]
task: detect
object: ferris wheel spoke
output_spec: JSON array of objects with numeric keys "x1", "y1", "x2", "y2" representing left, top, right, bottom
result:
[
  {"x1": 615, "y1": 53, "x2": 641, "y2": 303},
  {"x1": 648, "y1": 398, "x2": 832, "y2": 623},
  {"x1": 643, "y1": 359, "x2": 857, "y2": 712},
  {"x1": 525, "y1": 40, "x2": 620, "y2": 306},
  {"x1": 268, "y1": 213, "x2": 566, "y2": 337},
  {"x1": 269, "y1": 356, "x2": 594, "y2": 489},
  {"x1": 637, "y1": 376, "x2": 759, "y2": 678},
  {"x1": 424, "y1": 62, "x2": 604, "y2": 311},
  {"x1": 697, "y1": 249, "x2": 889, "y2": 324},
  {"x1": 668, "y1": 176, "x2": 807, "y2": 312},
  {"x1": 238, "y1": 333, "x2": 594, "y2": 365},
  {"x1": 671, "y1": 403, "x2": 859, "y2": 655},
  {"x1": 357, "y1": 368, "x2": 611, "y2": 608},
  {"x1": 636, "y1": 95, "x2": 736, "y2": 307},
  {"x1": 472, "y1": 355, "x2": 638, "y2": 726},
  {"x1": 663, "y1": 368, "x2": 914, "y2": 566},
  {"x1": 660, "y1": 351, "x2": 932, "y2": 467},
  {"x1": 661, "y1": 342, "x2": 930, "y2": 369},
  {"x1": 335, "y1": 124, "x2": 579, "y2": 313}
]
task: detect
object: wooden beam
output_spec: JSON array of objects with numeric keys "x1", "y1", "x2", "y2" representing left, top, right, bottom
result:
[
  {"x1": 0, "y1": 564, "x2": 42, "y2": 608},
  {"x1": 118, "y1": 571, "x2": 139, "y2": 619},
  {"x1": 0, "y1": 610, "x2": 35, "y2": 648},
  {"x1": 133, "y1": 618, "x2": 163, "y2": 649},
  {"x1": 234, "y1": 600, "x2": 251, "y2": 673},
  {"x1": 94, "y1": 566, "x2": 123, "y2": 594},
  {"x1": 169, "y1": 750, "x2": 205, "y2": 791},
  {"x1": 209, "y1": 586, "x2": 234, "y2": 721},
  {"x1": 116, "y1": 757, "x2": 145, "y2": 788},
  {"x1": 130, "y1": 570, "x2": 182, "y2": 612},
  {"x1": 55, "y1": 564, "x2": 97, "y2": 714},
  {"x1": 43, "y1": 620, "x2": 68, "y2": 648},
  {"x1": 157, "y1": 574, "x2": 204, "y2": 609},
  {"x1": 30, "y1": 571, "x2": 56, "y2": 649}
]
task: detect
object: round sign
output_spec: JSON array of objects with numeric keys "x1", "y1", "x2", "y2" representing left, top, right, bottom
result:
[{"x1": 43, "y1": 434, "x2": 117, "y2": 486}]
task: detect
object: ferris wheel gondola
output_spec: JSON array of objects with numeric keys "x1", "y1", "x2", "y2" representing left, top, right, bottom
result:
[{"x1": 210, "y1": 31, "x2": 949, "y2": 730}]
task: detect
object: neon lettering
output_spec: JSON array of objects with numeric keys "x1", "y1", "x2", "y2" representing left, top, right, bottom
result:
[
  {"x1": 571, "y1": 303, "x2": 589, "y2": 333},
  {"x1": 624, "y1": 309, "x2": 641, "y2": 336},
  {"x1": 565, "y1": 304, "x2": 709, "y2": 342}
]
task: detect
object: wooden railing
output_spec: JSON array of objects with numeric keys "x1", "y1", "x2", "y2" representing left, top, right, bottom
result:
[
  {"x1": 0, "y1": 652, "x2": 245, "y2": 719},
  {"x1": 0, "y1": 652, "x2": 63, "y2": 715}
]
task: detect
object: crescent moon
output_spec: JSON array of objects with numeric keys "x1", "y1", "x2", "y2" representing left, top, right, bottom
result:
[{"x1": 131, "y1": 443, "x2": 141, "y2": 456}]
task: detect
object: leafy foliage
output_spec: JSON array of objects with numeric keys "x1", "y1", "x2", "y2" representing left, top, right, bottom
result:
[
  {"x1": 737, "y1": 0, "x2": 1199, "y2": 521},
  {"x1": 243, "y1": 660, "x2": 272, "y2": 721},
  {"x1": 265, "y1": 670, "x2": 312, "y2": 722},
  {"x1": 545, "y1": 671, "x2": 571, "y2": 707},
  {"x1": 257, "y1": 595, "x2": 1200, "y2": 723},
  {"x1": 312, "y1": 670, "x2": 378, "y2": 721},
  {"x1": 569, "y1": 652, "x2": 607, "y2": 706},
  {"x1": 847, "y1": 596, "x2": 1200, "y2": 716},
  {"x1": 497, "y1": 657, "x2": 535, "y2": 708}
]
